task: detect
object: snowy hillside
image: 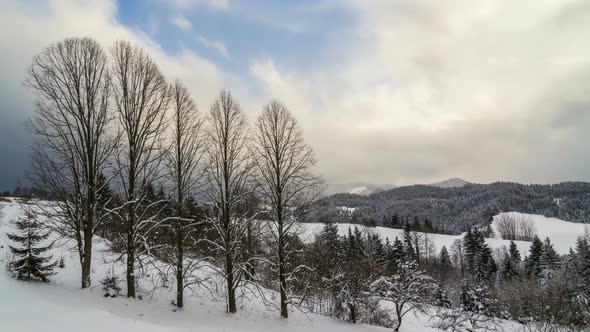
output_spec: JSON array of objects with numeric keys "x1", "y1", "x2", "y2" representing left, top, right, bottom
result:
[
  {"x1": 299, "y1": 212, "x2": 587, "y2": 255},
  {"x1": 325, "y1": 183, "x2": 396, "y2": 196},
  {"x1": 490, "y1": 212, "x2": 590, "y2": 254},
  {"x1": 0, "y1": 199, "x2": 425, "y2": 332},
  {"x1": 427, "y1": 178, "x2": 470, "y2": 188}
]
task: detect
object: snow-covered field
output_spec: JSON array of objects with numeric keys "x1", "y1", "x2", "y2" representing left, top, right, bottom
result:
[
  {"x1": 1, "y1": 199, "x2": 584, "y2": 332},
  {"x1": 0, "y1": 199, "x2": 401, "y2": 332},
  {"x1": 299, "y1": 212, "x2": 589, "y2": 255}
]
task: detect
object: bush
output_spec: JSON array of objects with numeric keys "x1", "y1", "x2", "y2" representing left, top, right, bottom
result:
[{"x1": 101, "y1": 272, "x2": 122, "y2": 298}]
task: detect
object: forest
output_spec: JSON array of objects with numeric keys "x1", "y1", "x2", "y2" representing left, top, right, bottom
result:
[{"x1": 306, "y1": 182, "x2": 590, "y2": 234}]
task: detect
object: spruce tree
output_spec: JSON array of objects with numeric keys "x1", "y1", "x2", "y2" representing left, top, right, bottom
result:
[
  {"x1": 403, "y1": 224, "x2": 415, "y2": 261},
  {"x1": 539, "y1": 237, "x2": 560, "y2": 279},
  {"x1": 440, "y1": 246, "x2": 452, "y2": 270},
  {"x1": 509, "y1": 240, "x2": 521, "y2": 262},
  {"x1": 7, "y1": 210, "x2": 57, "y2": 282},
  {"x1": 500, "y1": 253, "x2": 518, "y2": 282},
  {"x1": 525, "y1": 236, "x2": 543, "y2": 278}
]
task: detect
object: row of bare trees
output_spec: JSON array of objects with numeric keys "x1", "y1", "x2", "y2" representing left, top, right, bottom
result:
[
  {"x1": 25, "y1": 37, "x2": 322, "y2": 317},
  {"x1": 494, "y1": 213, "x2": 536, "y2": 241}
]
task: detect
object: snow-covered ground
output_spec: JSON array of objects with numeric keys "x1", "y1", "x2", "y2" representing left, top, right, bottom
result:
[
  {"x1": 299, "y1": 212, "x2": 589, "y2": 255},
  {"x1": 0, "y1": 198, "x2": 405, "y2": 332},
  {"x1": 1, "y1": 199, "x2": 579, "y2": 331},
  {"x1": 490, "y1": 212, "x2": 589, "y2": 254}
]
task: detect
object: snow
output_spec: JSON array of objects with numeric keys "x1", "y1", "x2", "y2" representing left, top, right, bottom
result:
[
  {"x1": 427, "y1": 178, "x2": 469, "y2": 188},
  {"x1": 299, "y1": 212, "x2": 588, "y2": 255},
  {"x1": 0, "y1": 199, "x2": 392, "y2": 332},
  {"x1": 490, "y1": 212, "x2": 589, "y2": 254},
  {"x1": 0, "y1": 199, "x2": 571, "y2": 331},
  {"x1": 347, "y1": 186, "x2": 380, "y2": 196}
]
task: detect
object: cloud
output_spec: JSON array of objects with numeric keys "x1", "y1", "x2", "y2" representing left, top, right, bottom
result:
[
  {"x1": 249, "y1": 0, "x2": 590, "y2": 185},
  {"x1": 196, "y1": 35, "x2": 230, "y2": 59},
  {"x1": 0, "y1": 0, "x2": 227, "y2": 190},
  {"x1": 170, "y1": 14, "x2": 192, "y2": 31},
  {"x1": 164, "y1": 0, "x2": 230, "y2": 11}
]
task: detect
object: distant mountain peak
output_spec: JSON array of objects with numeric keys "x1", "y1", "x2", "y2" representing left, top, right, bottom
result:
[
  {"x1": 427, "y1": 178, "x2": 470, "y2": 188},
  {"x1": 325, "y1": 183, "x2": 396, "y2": 196}
]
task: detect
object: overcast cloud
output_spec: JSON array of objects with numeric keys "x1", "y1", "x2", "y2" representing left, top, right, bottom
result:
[{"x1": 0, "y1": 0, "x2": 589, "y2": 191}]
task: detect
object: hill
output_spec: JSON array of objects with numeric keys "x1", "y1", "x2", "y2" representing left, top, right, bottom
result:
[{"x1": 305, "y1": 182, "x2": 590, "y2": 234}]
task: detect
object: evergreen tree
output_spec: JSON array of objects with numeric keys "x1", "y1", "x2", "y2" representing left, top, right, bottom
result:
[
  {"x1": 386, "y1": 236, "x2": 405, "y2": 273},
  {"x1": 500, "y1": 253, "x2": 518, "y2": 282},
  {"x1": 7, "y1": 210, "x2": 57, "y2": 282},
  {"x1": 403, "y1": 224, "x2": 415, "y2": 261},
  {"x1": 539, "y1": 237, "x2": 560, "y2": 279},
  {"x1": 463, "y1": 228, "x2": 478, "y2": 275},
  {"x1": 525, "y1": 236, "x2": 543, "y2": 278},
  {"x1": 477, "y1": 244, "x2": 497, "y2": 281},
  {"x1": 509, "y1": 240, "x2": 521, "y2": 262},
  {"x1": 439, "y1": 245, "x2": 452, "y2": 279},
  {"x1": 572, "y1": 237, "x2": 590, "y2": 320}
]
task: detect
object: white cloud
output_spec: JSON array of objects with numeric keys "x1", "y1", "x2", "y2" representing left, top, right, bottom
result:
[
  {"x1": 170, "y1": 14, "x2": 192, "y2": 32},
  {"x1": 196, "y1": 35, "x2": 230, "y2": 59},
  {"x1": 165, "y1": 0, "x2": 230, "y2": 11},
  {"x1": 249, "y1": 0, "x2": 590, "y2": 185},
  {"x1": 0, "y1": 0, "x2": 228, "y2": 189}
]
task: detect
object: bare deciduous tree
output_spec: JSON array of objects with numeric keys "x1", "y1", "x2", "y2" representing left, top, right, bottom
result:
[
  {"x1": 26, "y1": 37, "x2": 115, "y2": 288},
  {"x1": 164, "y1": 80, "x2": 206, "y2": 308},
  {"x1": 495, "y1": 213, "x2": 536, "y2": 241},
  {"x1": 252, "y1": 101, "x2": 323, "y2": 318},
  {"x1": 110, "y1": 40, "x2": 170, "y2": 298},
  {"x1": 204, "y1": 90, "x2": 256, "y2": 313}
]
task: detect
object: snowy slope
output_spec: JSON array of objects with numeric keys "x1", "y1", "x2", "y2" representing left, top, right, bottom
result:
[
  {"x1": 0, "y1": 199, "x2": 417, "y2": 332},
  {"x1": 427, "y1": 178, "x2": 470, "y2": 188},
  {"x1": 325, "y1": 183, "x2": 396, "y2": 196},
  {"x1": 299, "y1": 212, "x2": 588, "y2": 255},
  {"x1": 490, "y1": 212, "x2": 589, "y2": 254}
]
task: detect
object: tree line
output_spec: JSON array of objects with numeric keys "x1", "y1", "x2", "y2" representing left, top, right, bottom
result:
[
  {"x1": 307, "y1": 181, "x2": 590, "y2": 234},
  {"x1": 23, "y1": 36, "x2": 322, "y2": 318}
]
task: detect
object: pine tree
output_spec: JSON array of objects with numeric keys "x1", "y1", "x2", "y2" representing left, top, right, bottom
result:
[
  {"x1": 500, "y1": 253, "x2": 518, "y2": 282},
  {"x1": 439, "y1": 245, "x2": 452, "y2": 278},
  {"x1": 7, "y1": 210, "x2": 57, "y2": 282},
  {"x1": 463, "y1": 228, "x2": 478, "y2": 275},
  {"x1": 572, "y1": 237, "x2": 590, "y2": 320},
  {"x1": 386, "y1": 236, "x2": 405, "y2": 274},
  {"x1": 403, "y1": 224, "x2": 415, "y2": 261},
  {"x1": 539, "y1": 237, "x2": 560, "y2": 279},
  {"x1": 509, "y1": 240, "x2": 521, "y2": 262},
  {"x1": 525, "y1": 236, "x2": 543, "y2": 278}
]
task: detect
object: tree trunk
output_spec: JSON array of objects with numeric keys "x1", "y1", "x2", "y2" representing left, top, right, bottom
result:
[
  {"x1": 226, "y1": 253, "x2": 236, "y2": 313},
  {"x1": 279, "y1": 231, "x2": 288, "y2": 318},
  {"x1": 127, "y1": 241, "x2": 136, "y2": 298},
  {"x1": 176, "y1": 235, "x2": 184, "y2": 308},
  {"x1": 394, "y1": 305, "x2": 402, "y2": 332},
  {"x1": 81, "y1": 231, "x2": 93, "y2": 288},
  {"x1": 349, "y1": 303, "x2": 356, "y2": 323}
]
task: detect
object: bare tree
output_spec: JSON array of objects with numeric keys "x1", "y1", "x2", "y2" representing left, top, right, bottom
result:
[
  {"x1": 25, "y1": 37, "x2": 116, "y2": 288},
  {"x1": 369, "y1": 261, "x2": 437, "y2": 332},
  {"x1": 495, "y1": 213, "x2": 536, "y2": 241},
  {"x1": 204, "y1": 90, "x2": 256, "y2": 313},
  {"x1": 164, "y1": 80, "x2": 206, "y2": 308},
  {"x1": 110, "y1": 40, "x2": 170, "y2": 298},
  {"x1": 252, "y1": 101, "x2": 323, "y2": 318}
]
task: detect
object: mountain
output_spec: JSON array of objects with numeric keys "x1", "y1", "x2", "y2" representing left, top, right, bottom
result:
[
  {"x1": 427, "y1": 177, "x2": 470, "y2": 188},
  {"x1": 325, "y1": 183, "x2": 396, "y2": 196},
  {"x1": 305, "y1": 181, "x2": 590, "y2": 234}
]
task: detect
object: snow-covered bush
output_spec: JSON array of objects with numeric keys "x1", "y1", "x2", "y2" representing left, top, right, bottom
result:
[{"x1": 101, "y1": 271, "x2": 122, "y2": 298}]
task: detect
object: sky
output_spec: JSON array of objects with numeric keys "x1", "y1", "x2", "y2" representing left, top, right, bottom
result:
[{"x1": 0, "y1": 0, "x2": 590, "y2": 191}]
